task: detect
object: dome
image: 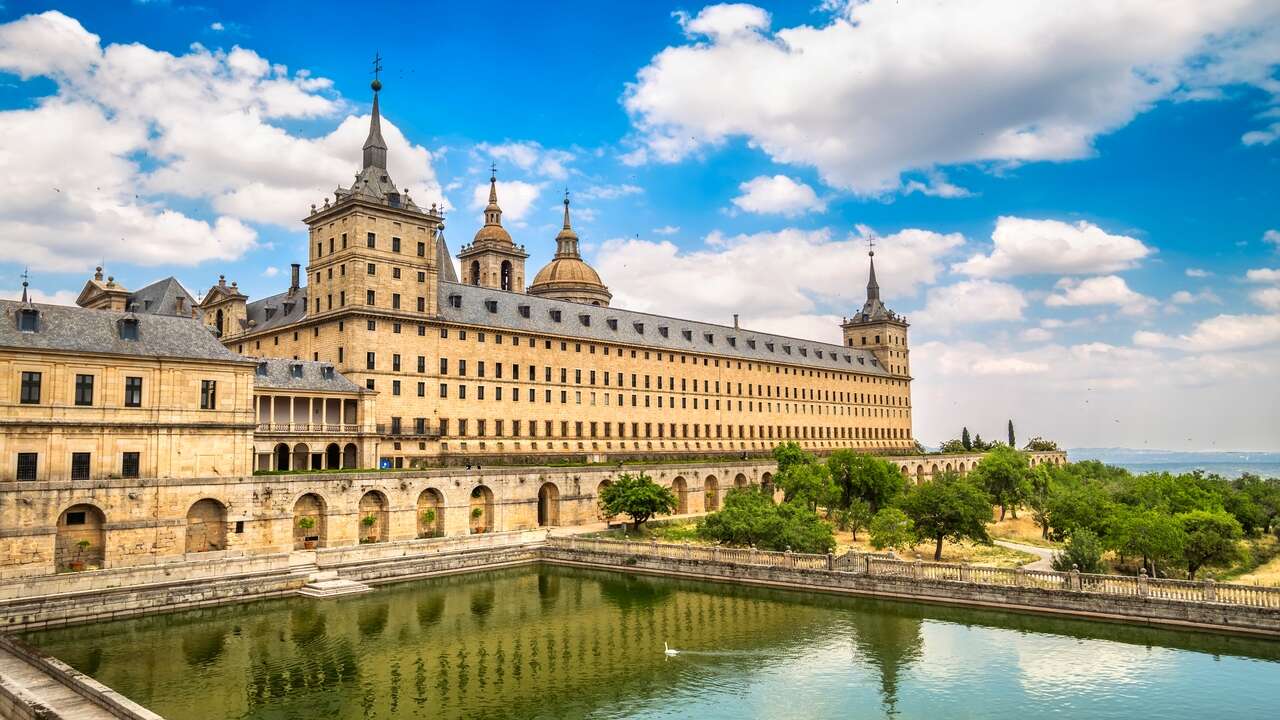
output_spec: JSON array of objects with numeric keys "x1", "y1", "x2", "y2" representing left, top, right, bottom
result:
[
  {"x1": 472, "y1": 223, "x2": 513, "y2": 245},
  {"x1": 531, "y1": 257, "x2": 604, "y2": 287}
]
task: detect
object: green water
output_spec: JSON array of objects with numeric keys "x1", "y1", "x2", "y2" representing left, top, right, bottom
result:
[{"x1": 25, "y1": 566, "x2": 1280, "y2": 719}]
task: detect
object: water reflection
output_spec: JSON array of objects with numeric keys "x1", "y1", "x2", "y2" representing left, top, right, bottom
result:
[{"x1": 24, "y1": 566, "x2": 1280, "y2": 720}]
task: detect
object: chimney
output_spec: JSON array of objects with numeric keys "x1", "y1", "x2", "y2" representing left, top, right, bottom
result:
[
  {"x1": 733, "y1": 313, "x2": 739, "y2": 330},
  {"x1": 290, "y1": 263, "x2": 300, "y2": 293}
]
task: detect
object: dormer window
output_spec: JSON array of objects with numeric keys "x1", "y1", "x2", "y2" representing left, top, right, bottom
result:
[
  {"x1": 799, "y1": 347, "x2": 807, "y2": 357},
  {"x1": 264, "y1": 307, "x2": 277, "y2": 320},
  {"x1": 843, "y1": 354, "x2": 852, "y2": 363},
  {"x1": 870, "y1": 358, "x2": 879, "y2": 367},
  {"x1": 448, "y1": 294, "x2": 462, "y2": 309},
  {"x1": 607, "y1": 318, "x2": 618, "y2": 330},
  {"x1": 728, "y1": 337, "x2": 736, "y2": 347},
  {"x1": 550, "y1": 309, "x2": 562, "y2": 322},
  {"x1": 746, "y1": 339, "x2": 756, "y2": 350},
  {"x1": 321, "y1": 365, "x2": 335, "y2": 379},
  {"x1": 579, "y1": 314, "x2": 591, "y2": 326},
  {"x1": 17, "y1": 308, "x2": 38, "y2": 332},
  {"x1": 857, "y1": 357, "x2": 865, "y2": 365},
  {"x1": 765, "y1": 341, "x2": 774, "y2": 352},
  {"x1": 256, "y1": 361, "x2": 268, "y2": 376},
  {"x1": 782, "y1": 344, "x2": 792, "y2": 354},
  {"x1": 681, "y1": 329, "x2": 692, "y2": 341},
  {"x1": 704, "y1": 333, "x2": 714, "y2": 344},
  {"x1": 633, "y1": 322, "x2": 644, "y2": 334},
  {"x1": 658, "y1": 326, "x2": 669, "y2": 338},
  {"x1": 118, "y1": 317, "x2": 139, "y2": 341},
  {"x1": 290, "y1": 362, "x2": 304, "y2": 378},
  {"x1": 485, "y1": 300, "x2": 498, "y2": 313},
  {"x1": 518, "y1": 304, "x2": 530, "y2": 318}
]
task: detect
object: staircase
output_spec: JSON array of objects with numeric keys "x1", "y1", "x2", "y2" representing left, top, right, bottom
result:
[{"x1": 297, "y1": 569, "x2": 372, "y2": 599}]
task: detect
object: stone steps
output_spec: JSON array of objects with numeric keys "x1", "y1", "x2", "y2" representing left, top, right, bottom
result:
[
  {"x1": 0, "y1": 644, "x2": 123, "y2": 720},
  {"x1": 298, "y1": 569, "x2": 371, "y2": 598}
]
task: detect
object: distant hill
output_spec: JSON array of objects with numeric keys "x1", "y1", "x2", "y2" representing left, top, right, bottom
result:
[{"x1": 1068, "y1": 448, "x2": 1280, "y2": 478}]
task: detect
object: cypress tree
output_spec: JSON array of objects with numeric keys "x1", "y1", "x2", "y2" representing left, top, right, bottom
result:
[
  {"x1": 1007, "y1": 420, "x2": 1016, "y2": 448},
  {"x1": 961, "y1": 427, "x2": 972, "y2": 451}
]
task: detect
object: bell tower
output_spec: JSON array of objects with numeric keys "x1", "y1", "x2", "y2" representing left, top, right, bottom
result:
[
  {"x1": 841, "y1": 247, "x2": 910, "y2": 377},
  {"x1": 456, "y1": 167, "x2": 529, "y2": 292}
]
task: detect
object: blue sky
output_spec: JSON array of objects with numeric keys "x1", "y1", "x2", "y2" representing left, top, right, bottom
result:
[{"x1": 1, "y1": 0, "x2": 1278, "y2": 450}]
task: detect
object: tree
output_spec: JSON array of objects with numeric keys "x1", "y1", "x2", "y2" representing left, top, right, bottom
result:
[
  {"x1": 835, "y1": 499, "x2": 874, "y2": 541},
  {"x1": 961, "y1": 427, "x2": 972, "y2": 451},
  {"x1": 1026, "y1": 465, "x2": 1053, "y2": 539},
  {"x1": 776, "y1": 461, "x2": 837, "y2": 512},
  {"x1": 1007, "y1": 420, "x2": 1016, "y2": 448},
  {"x1": 697, "y1": 488, "x2": 835, "y2": 553},
  {"x1": 971, "y1": 445, "x2": 1031, "y2": 521},
  {"x1": 938, "y1": 439, "x2": 967, "y2": 453},
  {"x1": 869, "y1": 507, "x2": 914, "y2": 552},
  {"x1": 972, "y1": 433, "x2": 985, "y2": 450},
  {"x1": 772, "y1": 441, "x2": 811, "y2": 475},
  {"x1": 827, "y1": 450, "x2": 906, "y2": 513},
  {"x1": 1023, "y1": 437, "x2": 1059, "y2": 452},
  {"x1": 1105, "y1": 507, "x2": 1184, "y2": 576},
  {"x1": 599, "y1": 472, "x2": 677, "y2": 531},
  {"x1": 1051, "y1": 528, "x2": 1105, "y2": 574},
  {"x1": 1179, "y1": 510, "x2": 1243, "y2": 580},
  {"x1": 1044, "y1": 479, "x2": 1113, "y2": 540},
  {"x1": 898, "y1": 472, "x2": 993, "y2": 560}
]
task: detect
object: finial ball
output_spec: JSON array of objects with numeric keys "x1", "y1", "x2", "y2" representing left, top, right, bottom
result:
[{"x1": 371, "y1": 79, "x2": 382, "y2": 92}]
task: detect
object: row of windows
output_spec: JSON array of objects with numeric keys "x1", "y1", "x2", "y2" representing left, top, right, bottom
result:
[
  {"x1": 418, "y1": 418, "x2": 908, "y2": 442},
  {"x1": 17, "y1": 373, "x2": 216, "y2": 409},
  {"x1": 14, "y1": 451, "x2": 140, "y2": 481},
  {"x1": 315, "y1": 232, "x2": 428, "y2": 258}
]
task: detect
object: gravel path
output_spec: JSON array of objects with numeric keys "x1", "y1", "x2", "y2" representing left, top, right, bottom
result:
[{"x1": 994, "y1": 539, "x2": 1055, "y2": 571}]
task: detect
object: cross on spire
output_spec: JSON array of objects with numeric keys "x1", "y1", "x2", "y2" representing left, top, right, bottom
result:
[
  {"x1": 19, "y1": 267, "x2": 30, "y2": 303},
  {"x1": 372, "y1": 52, "x2": 383, "y2": 83},
  {"x1": 867, "y1": 234, "x2": 876, "y2": 257},
  {"x1": 490, "y1": 162, "x2": 498, "y2": 180}
]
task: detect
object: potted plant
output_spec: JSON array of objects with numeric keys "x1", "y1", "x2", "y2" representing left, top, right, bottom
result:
[
  {"x1": 68, "y1": 539, "x2": 91, "y2": 571},
  {"x1": 297, "y1": 516, "x2": 317, "y2": 549},
  {"x1": 361, "y1": 514, "x2": 378, "y2": 542}
]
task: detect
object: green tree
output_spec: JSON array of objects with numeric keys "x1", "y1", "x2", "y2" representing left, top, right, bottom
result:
[
  {"x1": 827, "y1": 450, "x2": 906, "y2": 513},
  {"x1": 1235, "y1": 474, "x2": 1280, "y2": 535},
  {"x1": 1007, "y1": 420, "x2": 1016, "y2": 448},
  {"x1": 938, "y1": 439, "x2": 967, "y2": 453},
  {"x1": 898, "y1": 472, "x2": 993, "y2": 560},
  {"x1": 972, "y1": 433, "x2": 985, "y2": 450},
  {"x1": 835, "y1": 499, "x2": 874, "y2": 541},
  {"x1": 1105, "y1": 507, "x2": 1186, "y2": 576},
  {"x1": 971, "y1": 445, "x2": 1031, "y2": 521},
  {"x1": 772, "y1": 441, "x2": 811, "y2": 475},
  {"x1": 776, "y1": 461, "x2": 837, "y2": 512},
  {"x1": 1023, "y1": 437, "x2": 1059, "y2": 452},
  {"x1": 1179, "y1": 510, "x2": 1243, "y2": 580},
  {"x1": 599, "y1": 472, "x2": 677, "y2": 531},
  {"x1": 697, "y1": 488, "x2": 835, "y2": 553},
  {"x1": 1026, "y1": 465, "x2": 1054, "y2": 539},
  {"x1": 869, "y1": 507, "x2": 914, "y2": 552},
  {"x1": 961, "y1": 427, "x2": 972, "y2": 451},
  {"x1": 1043, "y1": 479, "x2": 1113, "y2": 540},
  {"x1": 1051, "y1": 528, "x2": 1105, "y2": 574}
]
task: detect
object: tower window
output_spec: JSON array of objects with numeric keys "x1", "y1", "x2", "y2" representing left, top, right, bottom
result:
[{"x1": 367, "y1": 232, "x2": 376, "y2": 248}]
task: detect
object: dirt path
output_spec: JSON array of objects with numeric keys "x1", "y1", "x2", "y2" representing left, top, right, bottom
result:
[{"x1": 993, "y1": 539, "x2": 1055, "y2": 571}]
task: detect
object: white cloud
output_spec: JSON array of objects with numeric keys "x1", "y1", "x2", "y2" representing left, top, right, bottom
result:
[
  {"x1": 914, "y1": 280, "x2": 1027, "y2": 332},
  {"x1": 0, "y1": 11, "x2": 445, "y2": 270},
  {"x1": 475, "y1": 141, "x2": 574, "y2": 180},
  {"x1": 1245, "y1": 267, "x2": 1280, "y2": 283},
  {"x1": 1020, "y1": 327, "x2": 1053, "y2": 343},
  {"x1": 1185, "y1": 267, "x2": 1210, "y2": 278},
  {"x1": 470, "y1": 180, "x2": 543, "y2": 224},
  {"x1": 210, "y1": 22, "x2": 224, "y2": 31},
  {"x1": 595, "y1": 225, "x2": 963, "y2": 340},
  {"x1": 651, "y1": 225, "x2": 680, "y2": 236},
  {"x1": 730, "y1": 175, "x2": 825, "y2": 216},
  {"x1": 1134, "y1": 313, "x2": 1280, "y2": 351},
  {"x1": 1046, "y1": 275, "x2": 1155, "y2": 315},
  {"x1": 577, "y1": 184, "x2": 643, "y2": 201},
  {"x1": 956, "y1": 217, "x2": 1152, "y2": 277},
  {"x1": 1170, "y1": 288, "x2": 1221, "y2": 305},
  {"x1": 1, "y1": 286, "x2": 79, "y2": 305},
  {"x1": 261, "y1": 266, "x2": 280, "y2": 278},
  {"x1": 624, "y1": 1, "x2": 1280, "y2": 195},
  {"x1": 1250, "y1": 287, "x2": 1280, "y2": 311},
  {"x1": 1265, "y1": 229, "x2": 1280, "y2": 247},
  {"x1": 902, "y1": 171, "x2": 971, "y2": 199}
]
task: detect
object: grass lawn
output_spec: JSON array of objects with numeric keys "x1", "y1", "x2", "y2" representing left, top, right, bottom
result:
[
  {"x1": 988, "y1": 511, "x2": 1062, "y2": 549},
  {"x1": 1220, "y1": 536, "x2": 1280, "y2": 586},
  {"x1": 835, "y1": 529, "x2": 1038, "y2": 568}
]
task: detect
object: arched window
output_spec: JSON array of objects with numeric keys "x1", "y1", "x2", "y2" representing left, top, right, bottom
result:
[
  {"x1": 215, "y1": 309, "x2": 224, "y2": 335},
  {"x1": 469, "y1": 261, "x2": 481, "y2": 286},
  {"x1": 500, "y1": 260, "x2": 512, "y2": 291}
]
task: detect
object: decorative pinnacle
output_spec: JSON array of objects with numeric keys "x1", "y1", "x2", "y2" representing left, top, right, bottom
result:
[{"x1": 370, "y1": 51, "x2": 383, "y2": 92}]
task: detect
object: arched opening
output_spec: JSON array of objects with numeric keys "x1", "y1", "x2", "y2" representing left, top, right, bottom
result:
[
  {"x1": 470, "y1": 485, "x2": 494, "y2": 533},
  {"x1": 958, "y1": 461, "x2": 967, "y2": 475},
  {"x1": 416, "y1": 488, "x2": 444, "y2": 538},
  {"x1": 537, "y1": 482, "x2": 560, "y2": 527},
  {"x1": 761, "y1": 472, "x2": 774, "y2": 499},
  {"x1": 274, "y1": 442, "x2": 290, "y2": 471},
  {"x1": 325, "y1": 443, "x2": 340, "y2": 469},
  {"x1": 214, "y1": 308, "x2": 223, "y2": 335},
  {"x1": 500, "y1": 260, "x2": 512, "y2": 291},
  {"x1": 734, "y1": 472, "x2": 748, "y2": 488},
  {"x1": 930, "y1": 463, "x2": 940, "y2": 478},
  {"x1": 672, "y1": 477, "x2": 689, "y2": 514},
  {"x1": 469, "y1": 260, "x2": 481, "y2": 286},
  {"x1": 704, "y1": 475, "x2": 720, "y2": 512},
  {"x1": 291, "y1": 443, "x2": 309, "y2": 473},
  {"x1": 55, "y1": 504, "x2": 105, "y2": 571},
  {"x1": 595, "y1": 479, "x2": 613, "y2": 521},
  {"x1": 185, "y1": 498, "x2": 227, "y2": 553},
  {"x1": 293, "y1": 493, "x2": 326, "y2": 550},
  {"x1": 915, "y1": 465, "x2": 925, "y2": 484},
  {"x1": 342, "y1": 443, "x2": 357, "y2": 469},
  {"x1": 945, "y1": 462, "x2": 953, "y2": 473},
  {"x1": 358, "y1": 491, "x2": 389, "y2": 543}
]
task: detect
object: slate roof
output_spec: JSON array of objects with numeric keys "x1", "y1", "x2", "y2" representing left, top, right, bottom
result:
[
  {"x1": 243, "y1": 288, "x2": 308, "y2": 334},
  {"x1": 0, "y1": 300, "x2": 245, "y2": 363},
  {"x1": 436, "y1": 281, "x2": 891, "y2": 375},
  {"x1": 249, "y1": 357, "x2": 364, "y2": 393},
  {"x1": 437, "y1": 232, "x2": 458, "y2": 283},
  {"x1": 129, "y1": 277, "x2": 199, "y2": 317}
]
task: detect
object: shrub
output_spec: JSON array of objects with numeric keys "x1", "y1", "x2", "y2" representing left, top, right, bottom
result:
[
  {"x1": 697, "y1": 487, "x2": 835, "y2": 553},
  {"x1": 1051, "y1": 529, "x2": 1105, "y2": 573}
]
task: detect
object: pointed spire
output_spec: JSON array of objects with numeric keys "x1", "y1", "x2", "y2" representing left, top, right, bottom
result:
[
  {"x1": 19, "y1": 268, "x2": 31, "y2": 305},
  {"x1": 484, "y1": 164, "x2": 503, "y2": 226},
  {"x1": 866, "y1": 250, "x2": 880, "y2": 302},
  {"x1": 562, "y1": 188, "x2": 572, "y2": 229},
  {"x1": 362, "y1": 58, "x2": 387, "y2": 170}
]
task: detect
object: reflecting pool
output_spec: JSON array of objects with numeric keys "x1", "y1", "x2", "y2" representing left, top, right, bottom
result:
[{"x1": 25, "y1": 566, "x2": 1280, "y2": 719}]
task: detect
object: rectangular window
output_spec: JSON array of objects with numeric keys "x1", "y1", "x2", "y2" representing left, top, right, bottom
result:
[
  {"x1": 366, "y1": 290, "x2": 376, "y2": 305},
  {"x1": 124, "y1": 376, "x2": 142, "y2": 407},
  {"x1": 392, "y1": 236, "x2": 401, "y2": 252},
  {"x1": 393, "y1": 380, "x2": 401, "y2": 396},
  {"x1": 367, "y1": 232, "x2": 376, "y2": 248},
  {"x1": 200, "y1": 380, "x2": 217, "y2": 409},
  {"x1": 417, "y1": 297, "x2": 426, "y2": 312},
  {"x1": 392, "y1": 293, "x2": 401, "y2": 310},
  {"x1": 418, "y1": 381, "x2": 426, "y2": 397},
  {"x1": 16, "y1": 452, "x2": 37, "y2": 481},
  {"x1": 121, "y1": 451, "x2": 140, "y2": 479},
  {"x1": 393, "y1": 354, "x2": 401, "y2": 371},
  {"x1": 71, "y1": 452, "x2": 91, "y2": 480},
  {"x1": 367, "y1": 262, "x2": 376, "y2": 275},
  {"x1": 440, "y1": 358, "x2": 449, "y2": 375},
  {"x1": 75, "y1": 374, "x2": 94, "y2": 406},
  {"x1": 417, "y1": 241, "x2": 426, "y2": 257},
  {"x1": 19, "y1": 371, "x2": 41, "y2": 404},
  {"x1": 440, "y1": 383, "x2": 448, "y2": 398},
  {"x1": 366, "y1": 352, "x2": 376, "y2": 370}
]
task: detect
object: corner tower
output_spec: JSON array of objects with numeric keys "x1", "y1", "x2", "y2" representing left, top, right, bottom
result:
[
  {"x1": 302, "y1": 76, "x2": 446, "y2": 319},
  {"x1": 527, "y1": 191, "x2": 612, "y2": 306},
  {"x1": 456, "y1": 168, "x2": 529, "y2": 291},
  {"x1": 841, "y1": 249, "x2": 910, "y2": 377}
]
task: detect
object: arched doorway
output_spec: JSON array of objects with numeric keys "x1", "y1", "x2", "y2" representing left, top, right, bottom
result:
[
  {"x1": 537, "y1": 482, "x2": 560, "y2": 527},
  {"x1": 342, "y1": 443, "x2": 357, "y2": 469},
  {"x1": 470, "y1": 485, "x2": 494, "y2": 534},
  {"x1": 185, "y1": 499, "x2": 227, "y2": 553},
  {"x1": 734, "y1": 472, "x2": 748, "y2": 488},
  {"x1": 291, "y1": 443, "x2": 309, "y2": 472},
  {"x1": 55, "y1": 504, "x2": 105, "y2": 571},
  {"x1": 704, "y1": 475, "x2": 720, "y2": 512},
  {"x1": 672, "y1": 477, "x2": 688, "y2": 514},
  {"x1": 325, "y1": 443, "x2": 340, "y2": 469},
  {"x1": 274, "y1": 443, "x2": 290, "y2": 471},
  {"x1": 596, "y1": 479, "x2": 613, "y2": 521},
  {"x1": 358, "y1": 491, "x2": 389, "y2": 543},
  {"x1": 293, "y1": 493, "x2": 326, "y2": 550},
  {"x1": 417, "y1": 488, "x2": 444, "y2": 538}
]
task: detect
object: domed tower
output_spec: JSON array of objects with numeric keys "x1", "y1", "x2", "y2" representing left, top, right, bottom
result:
[
  {"x1": 456, "y1": 168, "x2": 528, "y2": 291},
  {"x1": 527, "y1": 191, "x2": 612, "y2": 306}
]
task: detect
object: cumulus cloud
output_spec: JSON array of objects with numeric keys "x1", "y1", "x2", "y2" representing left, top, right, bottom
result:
[
  {"x1": 1265, "y1": 229, "x2": 1280, "y2": 248},
  {"x1": 1185, "y1": 267, "x2": 1211, "y2": 278},
  {"x1": 1245, "y1": 268, "x2": 1280, "y2": 283},
  {"x1": 1170, "y1": 289, "x2": 1222, "y2": 305},
  {"x1": 577, "y1": 184, "x2": 643, "y2": 201},
  {"x1": 0, "y1": 11, "x2": 444, "y2": 270},
  {"x1": 914, "y1": 280, "x2": 1027, "y2": 332},
  {"x1": 730, "y1": 175, "x2": 825, "y2": 216},
  {"x1": 652, "y1": 225, "x2": 680, "y2": 236},
  {"x1": 261, "y1": 266, "x2": 280, "y2": 278},
  {"x1": 1134, "y1": 314, "x2": 1280, "y2": 351},
  {"x1": 595, "y1": 225, "x2": 963, "y2": 341},
  {"x1": 470, "y1": 180, "x2": 543, "y2": 225},
  {"x1": 1046, "y1": 275, "x2": 1155, "y2": 315},
  {"x1": 1020, "y1": 327, "x2": 1053, "y2": 343},
  {"x1": 1, "y1": 286, "x2": 80, "y2": 305},
  {"x1": 956, "y1": 217, "x2": 1152, "y2": 277},
  {"x1": 1251, "y1": 287, "x2": 1280, "y2": 311},
  {"x1": 475, "y1": 141, "x2": 574, "y2": 180},
  {"x1": 624, "y1": 0, "x2": 1280, "y2": 194}
]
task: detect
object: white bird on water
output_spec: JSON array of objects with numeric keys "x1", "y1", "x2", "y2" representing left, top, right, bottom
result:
[{"x1": 664, "y1": 642, "x2": 679, "y2": 656}]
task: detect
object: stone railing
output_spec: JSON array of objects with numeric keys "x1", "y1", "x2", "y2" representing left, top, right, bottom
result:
[
  {"x1": 548, "y1": 536, "x2": 1280, "y2": 611},
  {"x1": 256, "y1": 423, "x2": 363, "y2": 434}
]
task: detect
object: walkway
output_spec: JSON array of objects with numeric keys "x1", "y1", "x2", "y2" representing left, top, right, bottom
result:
[
  {"x1": 994, "y1": 539, "x2": 1055, "y2": 571},
  {"x1": 0, "y1": 643, "x2": 120, "y2": 720}
]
